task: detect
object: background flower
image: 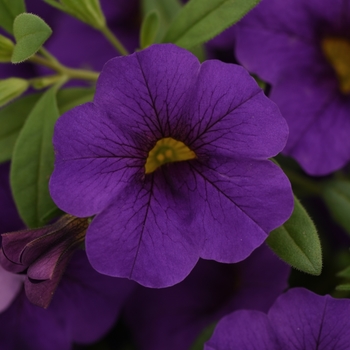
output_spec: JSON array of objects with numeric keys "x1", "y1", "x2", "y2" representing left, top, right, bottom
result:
[
  {"x1": 205, "y1": 287, "x2": 350, "y2": 350},
  {"x1": 235, "y1": 0, "x2": 350, "y2": 175}
]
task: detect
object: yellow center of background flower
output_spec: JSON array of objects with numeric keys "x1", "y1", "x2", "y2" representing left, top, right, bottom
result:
[
  {"x1": 145, "y1": 137, "x2": 196, "y2": 174},
  {"x1": 322, "y1": 37, "x2": 350, "y2": 94}
]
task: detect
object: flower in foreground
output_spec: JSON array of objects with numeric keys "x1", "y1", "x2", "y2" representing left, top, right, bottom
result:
[
  {"x1": 205, "y1": 288, "x2": 350, "y2": 350},
  {"x1": 50, "y1": 43, "x2": 293, "y2": 287},
  {"x1": 235, "y1": 0, "x2": 350, "y2": 175}
]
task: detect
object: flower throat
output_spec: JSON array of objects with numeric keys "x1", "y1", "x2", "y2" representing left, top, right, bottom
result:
[
  {"x1": 145, "y1": 137, "x2": 196, "y2": 174},
  {"x1": 322, "y1": 37, "x2": 350, "y2": 94}
]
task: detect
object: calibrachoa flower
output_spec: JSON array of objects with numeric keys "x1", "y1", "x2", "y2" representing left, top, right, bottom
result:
[
  {"x1": 205, "y1": 288, "x2": 350, "y2": 350},
  {"x1": 124, "y1": 244, "x2": 290, "y2": 350},
  {"x1": 50, "y1": 43, "x2": 293, "y2": 287},
  {"x1": 235, "y1": 0, "x2": 350, "y2": 175}
]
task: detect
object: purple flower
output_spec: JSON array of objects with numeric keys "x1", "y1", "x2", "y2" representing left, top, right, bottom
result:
[
  {"x1": 0, "y1": 250, "x2": 135, "y2": 350},
  {"x1": 0, "y1": 215, "x2": 89, "y2": 308},
  {"x1": 50, "y1": 43, "x2": 293, "y2": 287},
  {"x1": 235, "y1": 0, "x2": 350, "y2": 175},
  {"x1": 124, "y1": 244, "x2": 290, "y2": 350},
  {"x1": 205, "y1": 287, "x2": 350, "y2": 350}
]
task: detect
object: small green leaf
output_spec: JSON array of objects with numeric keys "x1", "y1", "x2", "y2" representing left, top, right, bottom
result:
[
  {"x1": 322, "y1": 180, "x2": 350, "y2": 236},
  {"x1": 10, "y1": 85, "x2": 60, "y2": 228},
  {"x1": 142, "y1": 0, "x2": 182, "y2": 42},
  {"x1": 190, "y1": 323, "x2": 216, "y2": 350},
  {"x1": 266, "y1": 196, "x2": 322, "y2": 276},
  {"x1": 140, "y1": 10, "x2": 160, "y2": 49},
  {"x1": 0, "y1": 0, "x2": 26, "y2": 34},
  {"x1": 0, "y1": 77, "x2": 29, "y2": 107},
  {"x1": 163, "y1": 0, "x2": 260, "y2": 49},
  {"x1": 44, "y1": 0, "x2": 106, "y2": 29},
  {"x1": 0, "y1": 93, "x2": 42, "y2": 163},
  {"x1": 336, "y1": 284, "x2": 350, "y2": 291},
  {"x1": 11, "y1": 13, "x2": 52, "y2": 63}
]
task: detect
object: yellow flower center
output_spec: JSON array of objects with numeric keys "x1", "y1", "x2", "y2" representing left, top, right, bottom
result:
[
  {"x1": 322, "y1": 37, "x2": 350, "y2": 94},
  {"x1": 145, "y1": 137, "x2": 196, "y2": 174}
]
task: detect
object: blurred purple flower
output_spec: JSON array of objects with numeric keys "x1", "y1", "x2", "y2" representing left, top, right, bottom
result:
[
  {"x1": 0, "y1": 163, "x2": 135, "y2": 349},
  {"x1": 124, "y1": 244, "x2": 290, "y2": 350},
  {"x1": 50, "y1": 44, "x2": 293, "y2": 287},
  {"x1": 235, "y1": 0, "x2": 350, "y2": 175},
  {"x1": 205, "y1": 287, "x2": 350, "y2": 350},
  {"x1": 0, "y1": 250, "x2": 135, "y2": 350}
]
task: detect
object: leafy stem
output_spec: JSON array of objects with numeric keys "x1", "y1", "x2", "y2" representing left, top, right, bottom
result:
[{"x1": 29, "y1": 47, "x2": 99, "y2": 82}]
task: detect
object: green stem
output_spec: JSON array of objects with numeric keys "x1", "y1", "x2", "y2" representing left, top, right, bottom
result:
[
  {"x1": 99, "y1": 25, "x2": 129, "y2": 55},
  {"x1": 29, "y1": 49, "x2": 99, "y2": 82}
]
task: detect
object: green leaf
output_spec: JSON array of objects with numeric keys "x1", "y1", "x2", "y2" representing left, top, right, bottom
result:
[
  {"x1": 142, "y1": 0, "x2": 182, "y2": 42},
  {"x1": 190, "y1": 323, "x2": 216, "y2": 350},
  {"x1": 0, "y1": 93, "x2": 42, "y2": 163},
  {"x1": 336, "y1": 284, "x2": 350, "y2": 291},
  {"x1": 0, "y1": 0, "x2": 26, "y2": 34},
  {"x1": 322, "y1": 180, "x2": 350, "y2": 236},
  {"x1": 0, "y1": 87, "x2": 94, "y2": 164},
  {"x1": 140, "y1": 10, "x2": 160, "y2": 49},
  {"x1": 266, "y1": 196, "x2": 322, "y2": 276},
  {"x1": 163, "y1": 0, "x2": 260, "y2": 49},
  {"x1": 10, "y1": 85, "x2": 60, "y2": 228},
  {"x1": 0, "y1": 77, "x2": 29, "y2": 107},
  {"x1": 44, "y1": 0, "x2": 106, "y2": 29},
  {"x1": 11, "y1": 13, "x2": 52, "y2": 63}
]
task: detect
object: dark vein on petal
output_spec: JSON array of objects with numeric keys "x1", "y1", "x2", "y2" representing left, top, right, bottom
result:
[
  {"x1": 129, "y1": 176, "x2": 154, "y2": 278},
  {"x1": 189, "y1": 89, "x2": 261, "y2": 146},
  {"x1": 190, "y1": 163, "x2": 266, "y2": 233},
  {"x1": 135, "y1": 53, "x2": 164, "y2": 137}
]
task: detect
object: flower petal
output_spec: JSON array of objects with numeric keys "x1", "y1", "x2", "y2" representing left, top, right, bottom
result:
[
  {"x1": 184, "y1": 60, "x2": 288, "y2": 160},
  {"x1": 272, "y1": 72, "x2": 350, "y2": 175},
  {"x1": 204, "y1": 310, "x2": 280, "y2": 350},
  {"x1": 94, "y1": 44, "x2": 200, "y2": 140},
  {"x1": 50, "y1": 102, "x2": 144, "y2": 217},
  {"x1": 269, "y1": 288, "x2": 350, "y2": 350},
  {"x1": 235, "y1": 0, "x2": 348, "y2": 83},
  {"x1": 191, "y1": 157, "x2": 292, "y2": 262},
  {"x1": 86, "y1": 163, "x2": 202, "y2": 287}
]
